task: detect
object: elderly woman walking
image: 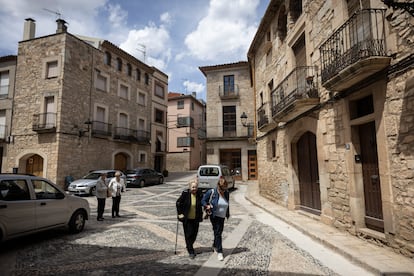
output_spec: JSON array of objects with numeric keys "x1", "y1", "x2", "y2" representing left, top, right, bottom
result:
[{"x1": 96, "y1": 172, "x2": 108, "y2": 221}]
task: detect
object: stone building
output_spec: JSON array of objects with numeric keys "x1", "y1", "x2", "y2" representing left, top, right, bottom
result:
[
  {"x1": 4, "y1": 18, "x2": 168, "y2": 187},
  {"x1": 248, "y1": 0, "x2": 414, "y2": 256},
  {"x1": 166, "y1": 92, "x2": 206, "y2": 171},
  {"x1": 199, "y1": 62, "x2": 257, "y2": 181},
  {"x1": 0, "y1": 55, "x2": 17, "y2": 171}
]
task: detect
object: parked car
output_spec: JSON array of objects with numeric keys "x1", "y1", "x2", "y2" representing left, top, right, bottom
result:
[
  {"x1": 0, "y1": 173, "x2": 90, "y2": 242},
  {"x1": 125, "y1": 168, "x2": 164, "y2": 188},
  {"x1": 197, "y1": 164, "x2": 235, "y2": 190},
  {"x1": 68, "y1": 170, "x2": 126, "y2": 196}
]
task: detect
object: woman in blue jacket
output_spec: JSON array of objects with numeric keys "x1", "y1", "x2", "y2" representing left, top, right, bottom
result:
[{"x1": 201, "y1": 178, "x2": 230, "y2": 261}]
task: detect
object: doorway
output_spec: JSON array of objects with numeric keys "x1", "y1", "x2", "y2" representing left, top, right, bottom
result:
[
  {"x1": 26, "y1": 154, "x2": 44, "y2": 177},
  {"x1": 114, "y1": 153, "x2": 128, "y2": 171},
  {"x1": 297, "y1": 131, "x2": 321, "y2": 214}
]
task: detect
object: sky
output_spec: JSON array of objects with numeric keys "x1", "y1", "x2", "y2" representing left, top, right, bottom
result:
[{"x1": 0, "y1": 0, "x2": 269, "y2": 100}]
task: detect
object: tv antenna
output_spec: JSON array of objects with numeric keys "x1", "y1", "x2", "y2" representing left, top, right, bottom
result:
[
  {"x1": 43, "y1": 8, "x2": 62, "y2": 19},
  {"x1": 137, "y1": 44, "x2": 146, "y2": 63}
]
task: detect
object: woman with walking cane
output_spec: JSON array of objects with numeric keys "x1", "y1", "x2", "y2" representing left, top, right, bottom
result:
[{"x1": 176, "y1": 181, "x2": 203, "y2": 259}]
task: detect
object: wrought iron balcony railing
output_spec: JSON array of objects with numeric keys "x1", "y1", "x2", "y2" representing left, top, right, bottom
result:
[
  {"x1": 32, "y1": 113, "x2": 56, "y2": 133},
  {"x1": 113, "y1": 127, "x2": 150, "y2": 143},
  {"x1": 91, "y1": 121, "x2": 112, "y2": 137},
  {"x1": 177, "y1": 116, "x2": 194, "y2": 128},
  {"x1": 257, "y1": 102, "x2": 270, "y2": 129},
  {"x1": 271, "y1": 66, "x2": 319, "y2": 120},
  {"x1": 320, "y1": 9, "x2": 388, "y2": 85},
  {"x1": 219, "y1": 84, "x2": 239, "y2": 99}
]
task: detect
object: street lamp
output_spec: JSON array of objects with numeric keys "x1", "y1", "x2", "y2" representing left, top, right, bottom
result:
[{"x1": 240, "y1": 112, "x2": 248, "y2": 127}]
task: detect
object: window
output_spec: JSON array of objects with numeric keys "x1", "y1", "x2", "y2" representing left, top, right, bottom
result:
[
  {"x1": 0, "y1": 71, "x2": 9, "y2": 99},
  {"x1": 33, "y1": 180, "x2": 63, "y2": 200},
  {"x1": 177, "y1": 100, "x2": 184, "y2": 109},
  {"x1": 95, "y1": 70, "x2": 108, "y2": 92},
  {"x1": 118, "y1": 113, "x2": 128, "y2": 136},
  {"x1": 191, "y1": 102, "x2": 194, "y2": 110},
  {"x1": 139, "y1": 152, "x2": 146, "y2": 163},
  {"x1": 177, "y1": 137, "x2": 194, "y2": 147},
  {"x1": 119, "y1": 83, "x2": 129, "y2": 99},
  {"x1": 127, "y1": 63, "x2": 132, "y2": 76},
  {"x1": 94, "y1": 106, "x2": 108, "y2": 133},
  {"x1": 223, "y1": 75, "x2": 235, "y2": 94},
  {"x1": 0, "y1": 179, "x2": 31, "y2": 201},
  {"x1": 145, "y1": 73, "x2": 149, "y2": 85},
  {"x1": 272, "y1": 140, "x2": 276, "y2": 158},
  {"x1": 155, "y1": 108, "x2": 164, "y2": 124},
  {"x1": 0, "y1": 109, "x2": 6, "y2": 139},
  {"x1": 136, "y1": 69, "x2": 141, "y2": 81},
  {"x1": 138, "y1": 92, "x2": 146, "y2": 106},
  {"x1": 116, "y1": 58, "x2": 122, "y2": 71},
  {"x1": 46, "y1": 61, "x2": 58, "y2": 78},
  {"x1": 104, "y1": 52, "x2": 111, "y2": 66},
  {"x1": 222, "y1": 106, "x2": 236, "y2": 136},
  {"x1": 138, "y1": 118, "x2": 145, "y2": 130},
  {"x1": 44, "y1": 96, "x2": 56, "y2": 128},
  {"x1": 177, "y1": 116, "x2": 194, "y2": 128},
  {"x1": 155, "y1": 83, "x2": 164, "y2": 98}
]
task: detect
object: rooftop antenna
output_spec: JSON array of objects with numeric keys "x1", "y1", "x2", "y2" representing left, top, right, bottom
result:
[
  {"x1": 43, "y1": 8, "x2": 62, "y2": 19},
  {"x1": 137, "y1": 43, "x2": 146, "y2": 63}
]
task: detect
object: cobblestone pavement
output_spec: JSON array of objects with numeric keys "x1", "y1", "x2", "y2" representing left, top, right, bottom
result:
[{"x1": 0, "y1": 174, "x2": 371, "y2": 275}]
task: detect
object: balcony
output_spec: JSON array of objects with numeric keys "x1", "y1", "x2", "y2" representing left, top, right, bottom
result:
[
  {"x1": 32, "y1": 113, "x2": 56, "y2": 133},
  {"x1": 219, "y1": 85, "x2": 239, "y2": 100},
  {"x1": 91, "y1": 121, "x2": 112, "y2": 137},
  {"x1": 271, "y1": 66, "x2": 319, "y2": 122},
  {"x1": 177, "y1": 116, "x2": 194, "y2": 128},
  {"x1": 133, "y1": 130, "x2": 150, "y2": 144},
  {"x1": 320, "y1": 9, "x2": 390, "y2": 91},
  {"x1": 113, "y1": 127, "x2": 149, "y2": 143},
  {"x1": 257, "y1": 102, "x2": 277, "y2": 132}
]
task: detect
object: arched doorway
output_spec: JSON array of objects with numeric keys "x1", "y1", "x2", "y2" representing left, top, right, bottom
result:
[
  {"x1": 297, "y1": 131, "x2": 321, "y2": 214},
  {"x1": 26, "y1": 154, "x2": 44, "y2": 177},
  {"x1": 114, "y1": 153, "x2": 128, "y2": 171}
]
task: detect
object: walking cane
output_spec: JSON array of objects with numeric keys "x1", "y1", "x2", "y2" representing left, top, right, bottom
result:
[{"x1": 174, "y1": 218, "x2": 179, "y2": 254}]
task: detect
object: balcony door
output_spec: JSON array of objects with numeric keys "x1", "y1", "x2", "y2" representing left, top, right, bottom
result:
[{"x1": 45, "y1": 96, "x2": 55, "y2": 128}]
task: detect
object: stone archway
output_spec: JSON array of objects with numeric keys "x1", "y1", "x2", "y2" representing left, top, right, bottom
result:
[{"x1": 25, "y1": 154, "x2": 44, "y2": 177}]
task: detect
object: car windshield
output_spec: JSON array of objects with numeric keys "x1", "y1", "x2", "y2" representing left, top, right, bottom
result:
[
  {"x1": 83, "y1": 172, "x2": 101, "y2": 180},
  {"x1": 199, "y1": 167, "x2": 219, "y2": 176}
]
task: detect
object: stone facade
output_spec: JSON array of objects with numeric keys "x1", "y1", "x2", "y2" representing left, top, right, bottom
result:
[
  {"x1": 199, "y1": 62, "x2": 257, "y2": 181},
  {"x1": 5, "y1": 20, "x2": 168, "y2": 187},
  {"x1": 248, "y1": 0, "x2": 414, "y2": 257}
]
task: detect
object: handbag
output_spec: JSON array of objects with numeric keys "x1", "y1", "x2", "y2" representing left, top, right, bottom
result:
[
  {"x1": 204, "y1": 188, "x2": 214, "y2": 219},
  {"x1": 106, "y1": 186, "x2": 112, "y2": 197}
]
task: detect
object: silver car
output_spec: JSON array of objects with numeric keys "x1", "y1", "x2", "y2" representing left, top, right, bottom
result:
[
  {"x1": 68, "y1": 170, "x2": 126, "y2": 196},
  {"x1": 197, "y1": 164, "x2": 235, "y2": 190},
  {"x1": 0, "y1": 174, "x2": 90, "y2": 242}
]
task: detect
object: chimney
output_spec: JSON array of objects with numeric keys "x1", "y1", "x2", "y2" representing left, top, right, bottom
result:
[
  {"x1": 192, "y1": 92, "x2": 197, "y2": 98},
  {"x1": 23, "y1": 18, "x2": 36, "y2": 40},
  {"x1": 56, "y1": 19, "x2": 67, "y2": 33}
]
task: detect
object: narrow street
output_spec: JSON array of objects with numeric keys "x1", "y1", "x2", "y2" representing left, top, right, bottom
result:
[{"x1": 0, "y1": 172, "x2": 373, "y2": 275}]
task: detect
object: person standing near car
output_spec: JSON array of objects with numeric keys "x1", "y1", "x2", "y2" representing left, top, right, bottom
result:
[
  {"x1": 96, "y1": 172, "x2": 108, "y2": 221},
  {"x1": 202, "y1": 178, "x2": 230, "y2": 261},
  {"x1": 108, "y1": 171, "x2": 125, "y2": 218},
  {"x1": 176, "y1": 181, "x2": 203, "y2": 259}
]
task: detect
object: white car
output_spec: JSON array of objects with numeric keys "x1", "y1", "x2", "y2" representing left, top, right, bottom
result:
[
  {"x1": 197, "y1": 165, "x2": 235, "y2": 190},
  {"x1": 0, "y1": 174, "x2": 90, "y2": 242},
  {"x1": 68, "y1": 170, "x2": 126, "y2": 196}
]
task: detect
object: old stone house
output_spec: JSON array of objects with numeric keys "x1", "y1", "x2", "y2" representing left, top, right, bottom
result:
[
  {"x1": 3, "y1": 18, "x2": 168, "y2": 187},
  {"x1": 248, "y1": 0, "x2": 414, "y2": 256},
  {"x1": 166, "y1": 92, "x2": 206, "y2": 171},
  {"x1": 199, "y1": 62, "x2": 257, "y2": 181}
]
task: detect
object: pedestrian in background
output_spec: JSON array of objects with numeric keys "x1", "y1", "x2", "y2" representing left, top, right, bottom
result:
[
  {"x1": 108, "y1": 171, "x2": 125, "y2": 218},
  {"x1": 176, "y1": 181, "x2": 203, "y2": 259},
  {"x1": 202, "y1": 178, "x2": 230, "y2": 261},
  {"x1": 96, "y1": 172, "x2": 108, "y2": 221}
]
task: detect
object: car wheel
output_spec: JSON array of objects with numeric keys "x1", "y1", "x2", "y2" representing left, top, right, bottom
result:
[
  {"x1": 90, "y1": 186, "x2": 96, "y2": 196},
  {"x1": 139, "y1": 179, "x2": 145, "y2": 188},
  {"x1": 158, "y1": 176, "x2": 164, "y2": 184},
  {"x1": 69, "y1": 210, "x2": 86, "y2": 233}
]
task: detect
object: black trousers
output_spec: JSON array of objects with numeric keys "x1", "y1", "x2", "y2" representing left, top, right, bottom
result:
[
  {"x1": 97, "y1": 198, "x2": 106, "y2": 219},
  {"x1": 210, "y1": 216, "x2": 225, "y2": 253},
  {"x1": 183, "y1": 219, "x2": 199, "y2": 254},
  {"x1": 112, "y1": 195, "x2": 121, "y2": 216}
]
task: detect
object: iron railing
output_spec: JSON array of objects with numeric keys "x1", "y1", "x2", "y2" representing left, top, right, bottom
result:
[
  {"x1": 219, "y1": 84, "x2": 239, "y2": 99},
  {"x1": 91, "y1": 121, "x2": 112, "y2": 137},
  {"x1": 271, "y1": 66, "x2": 319, "y2": 117},
  {"x1": 257, "y1": 102, "x2": 270, "y2": 129},
  {"x1": 32, "y1": 113, "x2": 56, "y2": 131},
  {"x1": 320, "y1": 9, "x2": 387, "y2": 83}
]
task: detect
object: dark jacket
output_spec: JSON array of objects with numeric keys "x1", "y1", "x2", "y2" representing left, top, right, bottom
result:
[
  {"x1": 201, "y1": 188, "x2": 230, "y2": 219},
  {"x1": 176, "y1": 189, "x2": 203, "y2": 223}
]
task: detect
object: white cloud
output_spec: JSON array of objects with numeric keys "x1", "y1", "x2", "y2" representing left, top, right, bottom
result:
[
  {"x1": 183, "y1": 80, "x2": 205, "y2": 95},
  {"x1": 107, "y1": 3, "x2": 128, "y2": 28},
  {"x1": 184, "y1": 0, "x2": 260, "y2": 62}
]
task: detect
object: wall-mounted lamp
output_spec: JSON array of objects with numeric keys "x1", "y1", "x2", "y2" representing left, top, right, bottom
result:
[
  {"x1": 240, "y1": 112, "x2": 248, "y2": 127},
  {"x1": 78, "y1": 119, "x2": 92, "y2": 137}
]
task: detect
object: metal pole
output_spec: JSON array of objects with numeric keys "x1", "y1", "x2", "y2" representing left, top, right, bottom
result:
[{"x1": 174, "y1": 218, "x2": 179, "y2": 254}]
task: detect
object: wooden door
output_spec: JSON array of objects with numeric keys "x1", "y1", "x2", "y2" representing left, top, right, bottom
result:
[
  {"x1": 359, "y1": 122, "x2": 384, "y2": 231},
  {"x1": 114, "y1": 153, "x2": 127, "y2": 172},
  {"x1": 297, "y1": 132, "x2": 321, "y2": 214},
  {"x1": 248, "y1": 150, "x2": 257, "y2": 180},
  {"x1": 26, "y1": 154, "x2": 43, "y2": 177}
]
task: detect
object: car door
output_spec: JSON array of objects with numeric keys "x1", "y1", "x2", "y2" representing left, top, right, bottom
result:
[
  {"x1": 148, "y1": 169, "x2": 158, "y2": 184},
  {"x1": 33, "y1": 179, "x2": 68, "y2": 229},
  {"x1": 0, "y1": 179, "x2": 35, "y2": 238}
]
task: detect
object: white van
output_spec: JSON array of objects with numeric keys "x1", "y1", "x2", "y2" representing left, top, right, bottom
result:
[{"x1": 197, "y1": 165, "x2": 235, "y2": 190}]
